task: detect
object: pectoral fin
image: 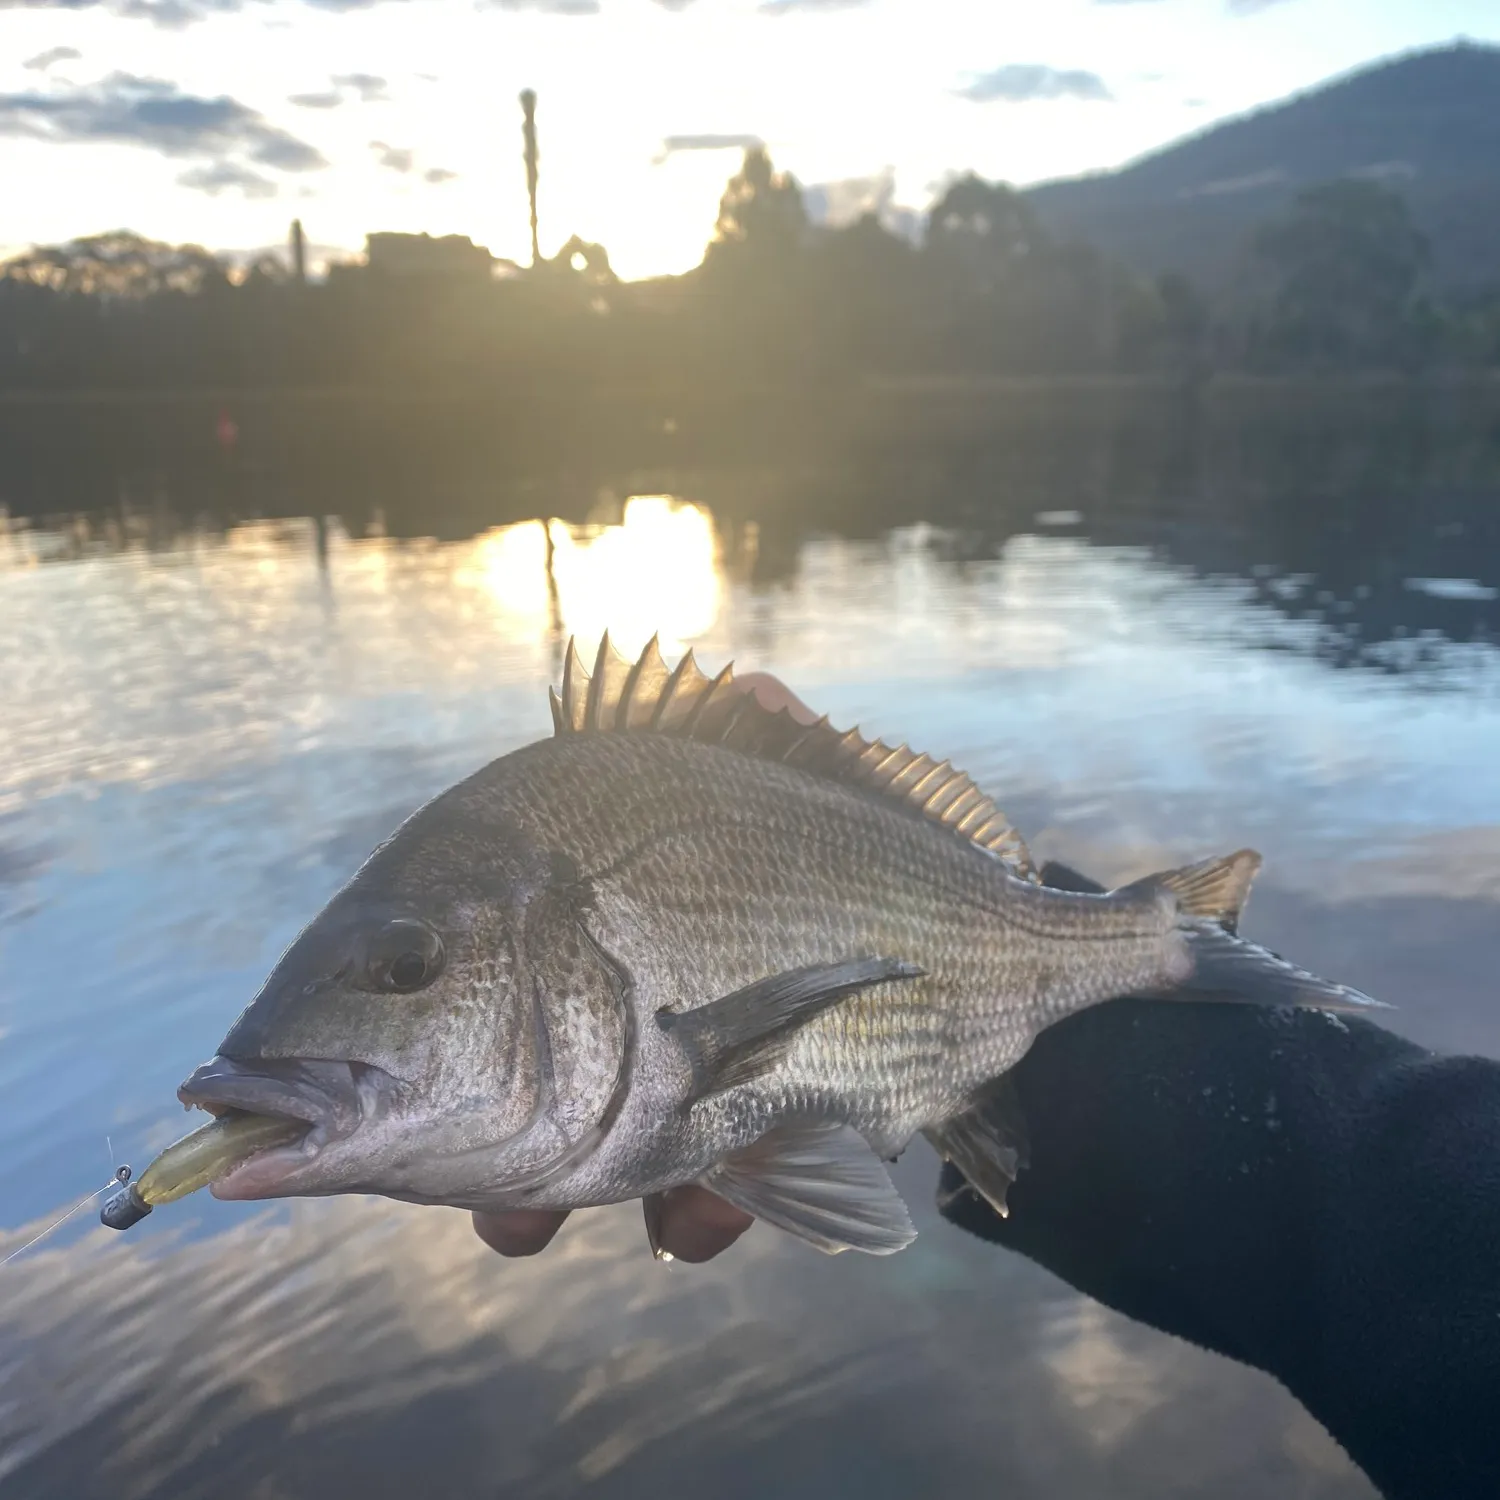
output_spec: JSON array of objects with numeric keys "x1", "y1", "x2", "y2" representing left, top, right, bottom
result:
[
  {"x1": 658, "y1": 956, "x2": 924, "y2": 1101},
  {"x1": 703, "y1": 1121, "x2": 917, "y2": 1256},
  {"x1": 928, "y1": 1077, "x2": 1031, "y2": 1219}
]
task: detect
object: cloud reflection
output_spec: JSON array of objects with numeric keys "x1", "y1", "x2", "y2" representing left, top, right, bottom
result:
[{"x1": 0, "y1": 1160, "x2": 1367, "y2": 1499}]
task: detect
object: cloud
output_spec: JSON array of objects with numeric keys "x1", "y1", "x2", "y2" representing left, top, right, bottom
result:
[
  {"x1": 0, "y1": 74, "x2": 328, "y2": 171},
  {"x1": 481, "y1": 0, "x2": 600, "y2": 12},
  {"x1": 23, "y1": 46, "x2": 82, "y2": 70},
  {"x1": 0, "y1": 0, "x2": 419, "y2": 26},
  {"x1": 759, "y1": 0, "x2": 868, "y2": 11},
  {"x1": 178, "y1": 159, "x2": 277, "y2": 197},
  {"x1": 369, "y1": 139, "x2": 413, "y2": 172},
  {"x1": 0, "y1": 0, "x2": 242, "y2": 30},
  {"x1": 289, "y1": 74, "x2": 388, "y2": 109},
  {"x1": 329, "y1": 71, "x2": 387, "y2": 100},
  {"x1": 955, "y1": 64, "x2": 1112, "y2": 103},
  {"x1": 1098, "y1": 0, "x2": 1295, "y2": 7},
  {"x1": 655, "y1": 132, "x2": 763, "y2": 163},
  {"x1": 0, "y1": 0, "x2": 881, "y2": 30},
  {"x1": 423, "y1": 166, "x2": 457, "y2": 184}
]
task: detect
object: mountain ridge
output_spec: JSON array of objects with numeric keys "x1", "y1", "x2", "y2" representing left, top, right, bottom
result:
[{"x1": 1025, "y1": 42, "x2": 1500, "y2": 295}]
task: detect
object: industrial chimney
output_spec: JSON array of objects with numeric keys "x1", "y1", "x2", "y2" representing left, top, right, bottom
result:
[
  {"x1": 290, "y1": 218, "x2": 307, "y2": 284},
  {"x1": 520, "y1": 90, "x2": 540, "y2": 268}
]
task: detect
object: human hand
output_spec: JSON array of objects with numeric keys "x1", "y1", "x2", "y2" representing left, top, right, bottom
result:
[
  {"x1": 935, "y1": 860, "x2": 1500, "y2": 1500},
  {"x1": 934, "y1": 859, "x2": 1378, "y2": 1363},
  {"x1": 472, "y1": 1185, "x2": 755, "y2": 1262},
  {"x1": 472, "y1": 666, "x2": 816, "y2": 1262}
]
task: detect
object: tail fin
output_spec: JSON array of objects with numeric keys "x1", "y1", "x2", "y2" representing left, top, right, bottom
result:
[
  {"x1": 1179, "y1": 922, "x2": 1390, "y2": 1014},
  {"x1": 1117, "y1": 850, "x2": 1390, "y2": 1015}
]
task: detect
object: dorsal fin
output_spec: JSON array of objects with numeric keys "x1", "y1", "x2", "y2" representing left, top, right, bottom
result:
[{"x1": 552, "y1": 634, "x2": 1037, "y2": 880}]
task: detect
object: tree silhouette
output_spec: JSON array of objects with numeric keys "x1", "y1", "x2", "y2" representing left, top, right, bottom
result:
[
  {"x1": 706, "y1": 146, "x2": 809, "y2": 277},
  {"x1": 0, "y1": 230, "x2": 227, "y2": 298},
  {"x1": 925, "y1": 175, "x2": 1046, "y2": 268},
  {"x1": 922, "y1": 174, "x2": 1102, "y2": 371},
  {"x1": 808, "y1": 211, "x2": 920, "y2": 370},
  {"x1": 1251, "y1": 180, "x2": 1431, "y2": 369},
  {"x1": 1, "y1": 164, "x2": 1496, "y2": 398}
]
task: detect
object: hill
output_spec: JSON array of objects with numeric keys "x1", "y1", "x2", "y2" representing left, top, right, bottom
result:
[{"x1": 1025, "y1": 42, "x2": 1500, "y2": 296}]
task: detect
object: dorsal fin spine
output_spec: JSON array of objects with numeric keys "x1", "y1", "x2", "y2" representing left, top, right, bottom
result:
[
  {"x1": 908, "y1": 761, "x2": 951, "y2": 800},
  {"x1": 551, "y1": 637, "x2": 1037, "y2": 881},
  {"x1": 616, "y1": 633, "x2": 652, "y2": 731},
  {"x1": 650, "y1": 650, "x2": 695, "y2": 730},
  {"x1": 716, "y1": 691, "x2": 756, "y2": 745},
  {"x1": 591, "y1": 634, "x2": 634, "y2": 732},
  {"x1": 567, "y1": 639, "x2": 592, "y2": 731},
  {"x1": 924, "y1": 776, "x2": 967, "y2": 815},
  {"x1": 679, "y1": 663, "x2": 734, "y2": 737},
  {"x1": 584, "y1": 632, "x2": 612, "y2": 731},
  {"x1": 945, "y1": 788, "x2": 987, "y2": 826},
  {"x1": 892, "y1": 756, "x2": 938, "y2": 795},
  {"x1": 955, "y1": 804, "x2": 991, "y2": 835},
  {"x1": 780, "y1": 716, "x2": 829, "y2": 764}
]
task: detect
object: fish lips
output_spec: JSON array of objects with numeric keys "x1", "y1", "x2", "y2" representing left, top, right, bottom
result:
[{"x1": 176, "y1": 1055, "x2": 395, "y2": 1200}]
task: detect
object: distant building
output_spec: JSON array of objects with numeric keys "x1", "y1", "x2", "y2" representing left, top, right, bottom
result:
[
  {"x1": 290, "y1": 219, "x2": 307, "y2": 284},
  {"x1": 364, "y1": 232, "x2": 494, "y2": 279}
]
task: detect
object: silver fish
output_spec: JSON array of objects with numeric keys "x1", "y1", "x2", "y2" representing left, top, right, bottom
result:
[{"x1": 144, "y1": 636, "x2": 1384, "y2": 1255}]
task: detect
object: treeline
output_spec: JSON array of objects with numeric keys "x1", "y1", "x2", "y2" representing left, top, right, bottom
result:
[{"x1": 3, "y1": 147, "x2": 1500, "y2": 391}]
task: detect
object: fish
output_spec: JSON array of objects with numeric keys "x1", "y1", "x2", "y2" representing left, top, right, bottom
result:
[{"x1": 118, "y1": 635, "x2": 1386, "y2": 1256}]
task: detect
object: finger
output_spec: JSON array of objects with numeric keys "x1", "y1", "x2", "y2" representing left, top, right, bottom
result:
[
  {"x1": 656, "y1": 1184, "x2": 755, "y2": 1263},
  {"x1": 471, "y1": 1208, "x2": 570, "y2": 1257},
  {"x1": 731, "y1": 671, "x2": 819, "y2": 727}
]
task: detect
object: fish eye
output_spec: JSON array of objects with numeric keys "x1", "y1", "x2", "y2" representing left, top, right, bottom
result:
[
  {"x1": 358, "y1": 918, "x2": 445, "y2": 995},
  {"x1": 388, "y1": 951, "x2": 430, "y2": 990}
]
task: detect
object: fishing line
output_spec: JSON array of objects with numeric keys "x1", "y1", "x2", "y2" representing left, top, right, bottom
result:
[{"x1": 0, "y1": 1165, "x2": 133, "y2": 1269}]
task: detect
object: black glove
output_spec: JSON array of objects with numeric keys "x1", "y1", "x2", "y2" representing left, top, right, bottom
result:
[{"x1": 939, "y1": 862, "x2": 1500, "y2": 1500}]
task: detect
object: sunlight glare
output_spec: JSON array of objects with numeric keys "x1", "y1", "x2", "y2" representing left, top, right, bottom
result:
[
  {"x1": 466, "y1": 520, "x2": 552, "y2": 631},
  {"x1": 551, "y1": 496, "x2": 721, "y2": 656}
]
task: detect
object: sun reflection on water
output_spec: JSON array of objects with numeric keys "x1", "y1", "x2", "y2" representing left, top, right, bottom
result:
[
  {"x1": 551, "y1": 496, "x2": 722, "y2": 656},
  {"x1": 463, "y1": 497, "x2": 721, "y2": 655}
]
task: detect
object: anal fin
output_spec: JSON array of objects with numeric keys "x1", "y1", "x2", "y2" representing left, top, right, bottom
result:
[
  {"x1": 702, "y1": 1121, "x2": 917, "y2": 1256},
  {"x1": 927, "y1": 1076, "x2": 1031, "y2": 1219}
]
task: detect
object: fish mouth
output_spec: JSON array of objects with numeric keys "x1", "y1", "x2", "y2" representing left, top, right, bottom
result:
[{"x1": 176, "y1": 1055, "x2": 396, "y2": 1199}]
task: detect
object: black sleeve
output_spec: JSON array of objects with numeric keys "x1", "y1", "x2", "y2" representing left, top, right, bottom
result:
[{"x1": 939, "y1": 863, "x2": 1500, "y2": 1500}]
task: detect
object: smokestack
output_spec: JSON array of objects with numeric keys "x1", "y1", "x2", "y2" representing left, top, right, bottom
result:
[
  {"x1": 290, "y1": 218, "x2": 307, "y2": 284},
  {"x1": 520, "y1": 89, "x2": 540, "y2": 268}
]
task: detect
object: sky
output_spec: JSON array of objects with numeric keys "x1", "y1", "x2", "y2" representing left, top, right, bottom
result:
[{"x1": 0, "y1": 0, "x2": 1496, "y2": 280}]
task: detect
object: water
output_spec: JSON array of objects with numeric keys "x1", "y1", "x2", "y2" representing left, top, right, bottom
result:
[{"x1": 3, "y1": 412, "x2": 1499, "y2": 1498}]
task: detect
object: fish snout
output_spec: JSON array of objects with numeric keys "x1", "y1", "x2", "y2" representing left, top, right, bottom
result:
[
  {"x1": 175, "y1": 1055, "x2": 403, "y2": 1200},
  {"x1": 177, "y1": 1055, "x2": 389, "y2": 1139}
]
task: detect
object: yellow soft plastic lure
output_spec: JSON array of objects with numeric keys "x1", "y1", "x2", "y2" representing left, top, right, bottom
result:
[{"x1": 101, "y1": 1112, "x2": 304, "y2": 1226}]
